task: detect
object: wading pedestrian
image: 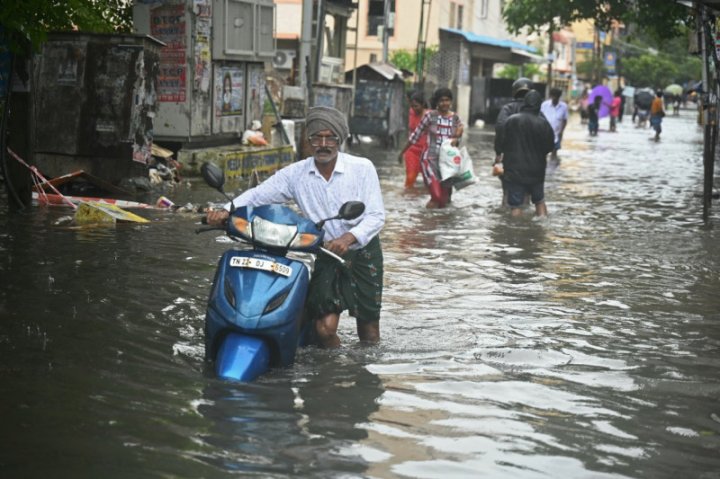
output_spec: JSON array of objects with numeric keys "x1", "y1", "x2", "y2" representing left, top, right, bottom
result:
[
  {"x1": 399, "y1": 87, "x2": 464, "y2": 209},
  {"x1": 588, "y1": 95, "x2": 602, "y2": 136},
  {"x1": 493, "y1": 77, "x2": 533, "y2": 205},
  {"x1": 650, "y1": 90, "x2": 665, "y2": 141},
  {"x1": 494, "y1": 90, "x2": 555, "y2": 217},
  {"x1": 398, "y1": 91, "x2": 428, "y2": 188},
  {"x1": 610, "y1": 89, "x2": 622, "y2": 132},
  {"x1": 206, "y1": 106, "x2": 386, "y2": 349},
  {"x1": 540, "y1": 87, "x2": 569, "y2": 160}
]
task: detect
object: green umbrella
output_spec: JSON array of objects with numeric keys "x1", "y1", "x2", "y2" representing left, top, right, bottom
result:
[{"x1": 664, "y1": 84, "x2": 683, "y2": 96}]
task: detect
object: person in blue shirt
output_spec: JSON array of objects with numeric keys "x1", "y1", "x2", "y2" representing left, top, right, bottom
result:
[{"x1": 207, "y1": 106, "x2": 386, "y2": 348}]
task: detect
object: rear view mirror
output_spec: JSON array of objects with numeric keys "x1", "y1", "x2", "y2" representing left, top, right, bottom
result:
[
  {"x1": 201, "y1": 162, "x2": 225, "y2": 193},
  {"x1": 337, "y1": 201, "x2": 365, "y2": 220},
  {"x1": 315, "y1": 201, "x2": 365, "y2": 230}
]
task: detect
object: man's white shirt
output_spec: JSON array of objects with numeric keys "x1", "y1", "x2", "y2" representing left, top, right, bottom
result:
[
  {"x1": 225, "y1": 152, "x2": 385, "y2": 249},
  {"x1": 540, "y1": 100, "x2": 569, "y2": 142}
]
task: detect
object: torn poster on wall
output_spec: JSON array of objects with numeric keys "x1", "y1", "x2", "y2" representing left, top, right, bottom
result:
[{"x1": 150, "y1": 4, "x2": 187, "y2": 102}]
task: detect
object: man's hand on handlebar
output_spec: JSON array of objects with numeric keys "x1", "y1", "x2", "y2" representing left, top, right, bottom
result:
[
  {"x1": 324, "y1": 232, "x2": 357, "y2": 256},
  {"x1": 206, "y1": 209, "x2": 230, "y2": 226}
]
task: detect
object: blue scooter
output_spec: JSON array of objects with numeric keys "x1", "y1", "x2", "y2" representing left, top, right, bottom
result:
[{"x1": 197, "y1": 162, "x2": 365, "y2": 381}]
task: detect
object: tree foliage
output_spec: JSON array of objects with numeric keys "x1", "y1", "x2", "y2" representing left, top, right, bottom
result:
[
  {"x1": 389, "y1": 45, "x2": 439, "y2": 74},
  {"x1": 620, "y1": 55, "x2": 678, "y2": 89},
  {"x1": 390, "y1": 49, "x2": 415, "y2": 72},
  {"x1": 621, "y1": 54, "x2": 701, "y2": 88},
  {"x1": 575, "y1": 57, "x2": 606, "y2": 82},
  {"x1": 496, "y1": 63, "x2": 544, "y2": 81},
  {"x1": 617, "y1": 30, "x2": 702, "y2": 88},
  {"x1": 0, "y1": 0, "x2": 133, "y2": 52},
  {"x1": 502, "y1": 0, "x2": 692, "y2": 41}
]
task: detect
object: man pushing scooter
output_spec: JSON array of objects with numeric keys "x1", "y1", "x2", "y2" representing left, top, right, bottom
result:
[{"x1": 207, "y1": 106, "x2": 386, "y2": 348}]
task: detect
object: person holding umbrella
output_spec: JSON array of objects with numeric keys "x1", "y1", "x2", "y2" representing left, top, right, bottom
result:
[{"x1": 634, "y1": 88, "x2": 654, "y2": 128}]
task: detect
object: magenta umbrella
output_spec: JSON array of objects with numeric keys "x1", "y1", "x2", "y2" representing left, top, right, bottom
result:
[{"x1": 589, "y1": 85, "x2": 613, "y2": 118}]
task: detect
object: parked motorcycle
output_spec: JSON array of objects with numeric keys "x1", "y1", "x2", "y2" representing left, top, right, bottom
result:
[{"x1": 197, "y1": 162, "x2": 365, "y2": 381}]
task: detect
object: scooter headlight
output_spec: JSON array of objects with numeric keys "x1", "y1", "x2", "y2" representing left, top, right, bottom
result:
[{"x1": 251, "y1": 216, "x2": 298, "y2": 247}]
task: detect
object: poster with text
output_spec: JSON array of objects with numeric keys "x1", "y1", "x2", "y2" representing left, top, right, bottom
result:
[{"x1": 150, "y1": 4, "x2": 187, "y2": 102}]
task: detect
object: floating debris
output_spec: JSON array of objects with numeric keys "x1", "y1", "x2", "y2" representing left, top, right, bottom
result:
[{"x1": 75, "y1": 201, "x2": 150, "y2": 224}]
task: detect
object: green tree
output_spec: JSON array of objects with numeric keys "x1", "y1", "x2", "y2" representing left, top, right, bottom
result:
[
  {"x1": 502, "y1": 0, "x2": 692, "y2": 41},
  {"x1": 576, "y1": 57, "x2": 607, "y2": 83},
  {"x1": 389, "y1": 49, "x2": 415, "y2": 72},
  {"x1": 496, "y1": 63, "x2": 544, "y2": 81},
  {"x1": 615, "y1": 29, "x2": 702, "y2": 87},
  {"x1": 0, "y1": 0, "x2": 133, "y2": 52},
  {"x1": 621, "y1": 54, "x2": 678, "y2": 88},
  {"x1": 389, "y1": 45, "x2": 438, "y2": 74}
]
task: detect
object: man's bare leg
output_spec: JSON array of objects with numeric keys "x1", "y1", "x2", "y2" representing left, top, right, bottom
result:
[
  {"x1": 357, "y1": 320, "x2": 380, "y2": 343},
  {"x1": 535, "y1": 201, "x2": 548, "y2": 217},
  {"x1": 316, "y1": 313, "x2": 341, "y2": 348}
]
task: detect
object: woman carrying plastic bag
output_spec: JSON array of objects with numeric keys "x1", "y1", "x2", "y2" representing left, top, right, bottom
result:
[{"x1": 398, "y1": 87, "x2": 464, "y2": 209}]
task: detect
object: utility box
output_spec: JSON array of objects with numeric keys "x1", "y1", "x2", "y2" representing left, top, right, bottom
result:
[
  {"x1": 133, "y1": 0, "x2": 275, "y2": 143},
  {"x1": 33, "y1": 32, "x2": 162, "y2": 183},
  {"x1": 345, "y1": 63, "x2": 406, "y2": 147},
  {"x1": 212, "y1": 0, "x2": 275, "y2": 59}
]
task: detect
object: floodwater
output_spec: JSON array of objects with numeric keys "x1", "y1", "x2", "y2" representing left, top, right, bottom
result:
[{"x1": 1, "y1": 108, "x2": 719, "y2": 478}]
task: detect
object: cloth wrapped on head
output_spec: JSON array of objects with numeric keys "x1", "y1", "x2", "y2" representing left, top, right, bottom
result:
[
  {"x1": 522, "y1": 90, "x2": 542, "y2": 113},
  {"x1": 306, "y1": 106, "x2": 349, "y2": 142}
]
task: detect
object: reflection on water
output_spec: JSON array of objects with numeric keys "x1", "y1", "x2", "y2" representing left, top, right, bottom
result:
[
  {"x1": 1, "y1": 109, "x2": 719, "y2": 477},
  {"x1": 193, "y1": 352, "x2": 383, "y2": 476}
]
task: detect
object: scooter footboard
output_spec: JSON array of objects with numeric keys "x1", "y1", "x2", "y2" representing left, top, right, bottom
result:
[{"x1": 216, "y1": 333, "x2": 270, "y2": 381}]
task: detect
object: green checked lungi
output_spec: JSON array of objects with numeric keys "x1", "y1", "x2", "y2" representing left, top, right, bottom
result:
[{"x1": 305, "y1": 236, "x2": 383, "y2": 323}]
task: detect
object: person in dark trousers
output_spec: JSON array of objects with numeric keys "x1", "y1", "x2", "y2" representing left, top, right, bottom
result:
[
  {"x1": 493, "y1": 77, "x2": 533, "y2": 205},
  {"x1": 494, "y1": 77, "x2": 533, "y2": 165},
  {"x1": 494, "y1": 90, "x2": 555, "y2": 217},
  {"x1": 588, "y1": 95, "x2": 602, "y2": 136}
]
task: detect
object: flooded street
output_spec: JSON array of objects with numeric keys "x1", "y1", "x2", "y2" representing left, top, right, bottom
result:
[{"x1": 1, "y1": 108, "x2": 719, "y2": 478}]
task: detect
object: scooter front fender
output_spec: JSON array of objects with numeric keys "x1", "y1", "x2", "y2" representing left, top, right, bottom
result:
[{"x1": 216, "y1": 333, "x2": 271, "y2": 381}]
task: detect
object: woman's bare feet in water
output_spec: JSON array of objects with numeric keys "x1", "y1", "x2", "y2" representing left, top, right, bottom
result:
[{"x1": 426, "y1": 200, "x2": 439, "y2": 209}]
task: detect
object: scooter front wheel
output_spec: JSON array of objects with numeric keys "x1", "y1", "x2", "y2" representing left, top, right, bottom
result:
[{"x1": 216, "y1": 333, "x2": 270, "y2": 381}]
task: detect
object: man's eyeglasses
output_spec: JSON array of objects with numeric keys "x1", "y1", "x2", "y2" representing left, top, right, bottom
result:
[{"x1": 308, "y1": 134, "x2": 341, "y2": 147}]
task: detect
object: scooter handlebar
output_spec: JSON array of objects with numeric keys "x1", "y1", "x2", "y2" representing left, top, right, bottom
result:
[
  {"x1": 319, "y1": 246, "x2": 346, "y2": 265},
  {"x1": 195, "y1": 225, "x2": 225, "y2": 234},
  {"x1": 196, "y1": 215, "x2": 227, "y2": 234}
]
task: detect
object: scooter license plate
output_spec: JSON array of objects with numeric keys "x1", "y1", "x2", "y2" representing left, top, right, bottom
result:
[{"x1": 229, "y1": 257, "x2": 292, "y2": 277}]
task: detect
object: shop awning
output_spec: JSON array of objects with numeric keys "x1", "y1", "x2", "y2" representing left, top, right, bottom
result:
[
  {"x1": 441, "y1": 28, "x2": 537, "y2": 53},
  {"x1": 511, "y1": 48, "x2": 545, "y2": 64}
]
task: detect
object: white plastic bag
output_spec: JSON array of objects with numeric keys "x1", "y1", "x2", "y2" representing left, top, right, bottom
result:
[
  {"x1": 438, "y1": 139, "x2": 463, "y2": 180},
  {"x1": 452, "y1": 146, "x2": 478, "y2": 190}
]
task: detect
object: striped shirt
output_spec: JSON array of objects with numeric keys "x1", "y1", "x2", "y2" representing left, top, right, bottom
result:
[
  {"x1": 225, "y1": 152, "x2": 385, "y2": 248},
  {"x1": 408, "y1": 110, "x2": 463, "y2": 160}
]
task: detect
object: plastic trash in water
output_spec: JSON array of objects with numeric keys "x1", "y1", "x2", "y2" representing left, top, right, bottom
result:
[{"x1": 156, "y1": 196, "x2": 175, "y2": 209}]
